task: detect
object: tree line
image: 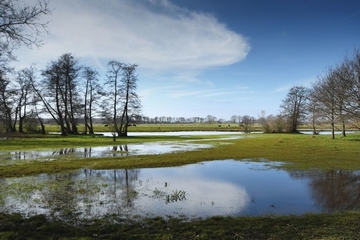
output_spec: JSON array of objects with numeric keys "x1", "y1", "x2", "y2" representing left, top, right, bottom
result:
[
  {"x1": 261, "y1": 49, "x2": 360, "y2": 139},
  {"x1": 0, "y1": 0, "x2": 141, "y2": 139},
  {"x1": 0, "y1": 54, "x2": 141, "y2": 138}
]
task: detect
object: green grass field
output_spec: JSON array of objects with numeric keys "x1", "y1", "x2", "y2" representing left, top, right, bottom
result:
[
  {"x1": 1, "y1": 129, "x2": 360, "y2": 239},
  {"x1": 43, "y1": 122, "x2": 248, "y2": 132},
  {"x1": 1, "y1": 131, "x2": 359, "y2": 178},
  {"x1": 42, "y1": 122, "x2": 358, "y2": 135}
]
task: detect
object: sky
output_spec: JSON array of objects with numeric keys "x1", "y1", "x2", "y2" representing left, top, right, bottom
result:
[{"x1": 13, "y1": 0, "x2": 360, "y2": 120}]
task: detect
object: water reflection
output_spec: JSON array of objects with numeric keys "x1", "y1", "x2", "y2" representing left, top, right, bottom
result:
[
  {"x1": 0, "y1": 142, "x2": 212, "y2": 162},
  {"x1": 290, "y1": 170, "x2": 360, "y2": 212},
  {"x1": 1, "y1": 160, "x2": 360, "y2": 221},
  {"x1": 99, "y1": 131, "x2": 245, "y2": 137}
]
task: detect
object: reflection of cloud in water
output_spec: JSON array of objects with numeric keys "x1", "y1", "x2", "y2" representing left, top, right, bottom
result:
[
  {"x1": 0, "y1": 164, "x2": 250, "y2": 220},
  {"x1": 4, "y1": 160, "x2": 355, "y2": 220},
  {"x1": 3, "y1": 191, "x2": 49, "y2": 217},
  {"x1": 136, "y1": 176, "x2": 250, "y2": 218}
]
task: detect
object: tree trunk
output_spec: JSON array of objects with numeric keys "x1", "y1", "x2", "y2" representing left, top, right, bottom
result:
[
  {"x1": 312, "y1": 115, "x2": 317, "y2": 134},
  {"x1": 342, "y1": 121, "x2": 346, "y2": 137},
  {"x1": 40, "y1": 124, "x2": 46, "y2": 134},
  {"x1": 18, "y1": 115, "x2": 25, "y2": 133},
  {"x1": 331, "y1": 108, "x2": 335, "y2": 139},
  {"x1": 89, "y1": 118, "x2": 94, "y2": 134}
]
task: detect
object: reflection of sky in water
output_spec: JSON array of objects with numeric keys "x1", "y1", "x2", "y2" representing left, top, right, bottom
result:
[
  {"x1": 102, "y1": 131, "x2": 245, "y2": 137},
  {"x1": 0, "y1": 131, "x2": 246, "y2": 162},
  {"x1": 0, "y1": 142, "x2": 213, "y2": 162},
  {"x1": 2, "y1": 160, "x2": 356, "y2": 221},
  {"x1": 0, "y1": 162, "x2": 250, "y2": 219}
]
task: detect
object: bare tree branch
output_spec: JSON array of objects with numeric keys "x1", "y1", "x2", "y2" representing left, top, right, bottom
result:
[{"x1": 0, "y1": 0, "x2": 52, "y2": 60}]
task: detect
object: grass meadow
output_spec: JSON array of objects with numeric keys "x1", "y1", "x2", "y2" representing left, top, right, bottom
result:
[{"x1": 1, "y1": 125, "x2": 360, "y2": 239}]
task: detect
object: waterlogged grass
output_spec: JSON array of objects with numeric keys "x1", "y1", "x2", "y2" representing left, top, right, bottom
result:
[
  {"x1": 1, "y1": 132, "x2": 360, "y2": 238},
  {"x1": 1, "y1": 212, "x2": 360, "y2": 239},
  {"x1": 1, "y1": 133, "x2": 360, "y2": 178},
  {"x1": 0, "y1": 133, "x2": 218, "y2": 151}
]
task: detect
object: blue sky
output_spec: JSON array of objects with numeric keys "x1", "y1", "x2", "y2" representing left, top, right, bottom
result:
[{"x1": 14, "y1": 0, "x2": 360, "y2": 120}]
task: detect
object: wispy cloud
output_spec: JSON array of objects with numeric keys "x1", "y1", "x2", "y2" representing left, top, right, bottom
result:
[
  {"x1": 167, "y1": 88, "x2": 242, "y2": 98},
  {"x1": 272, "y1": 76, "x2": 315, "y2": 93},
  {"x1": 138, "y1": 84, "x2": 182, "y2": 98},
  {"x1": 235, "y1": 84, "x2": 249, "y2": 90},
  {"x1": 16, "y1": 0, "x2": 250, "y2": 73},
  {"x1": 272, "y1": 86, "x2": 290, "y2": 93}
]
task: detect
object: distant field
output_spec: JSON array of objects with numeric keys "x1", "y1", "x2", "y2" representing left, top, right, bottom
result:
[
  {"x1": 43, "y1": 122, "x2": 357, "y2": 133},
  {"x1": 44, "y1": 123, "x2": 248, "y2": 132}
]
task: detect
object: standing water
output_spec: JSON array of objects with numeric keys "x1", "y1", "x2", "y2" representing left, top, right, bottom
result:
[{"x1": 1, "y1": 160, "x2": 359, "y2": 221}]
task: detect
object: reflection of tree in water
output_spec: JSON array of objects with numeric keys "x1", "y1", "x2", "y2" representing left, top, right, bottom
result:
[
  {"x1": 83, "y1": 147, "x2": 92, "y2": 157},
  {"x1": 0, "y1": 168, "x2": 140, "y2": 220},
  {"x1": 83, "y1": 168, "x2": 140, "y2": 213},
  {"x1": 2, "y1": 151, "x2": 43, "y2": 160},
  {"x1": 116, "y1": 169, "x2": 139, "y2": 207},
  {"x1": 0, "y1": 178, "x2": 6, "y2": 207},
  {"x1": 52, "y1": 148, "x2": 76, "y2": 155},
  {"x1": 111, "y1": 145, "x2": 129, "y2": 157},
  {"x1": 42, "y1": 173, "x2": 78, "y2": 220},
  {"x1": 13, "y1": 151, "x2": 41, "y2": 160},
  {"x1": 112, "y1": 145, "x2": 128, "y2": 152},
  {"x1": 290, "y1": 170, "x2": 360, "y2": 212}
]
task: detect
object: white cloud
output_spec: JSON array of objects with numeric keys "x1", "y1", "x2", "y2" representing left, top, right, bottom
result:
[
  {"x1": 272, "y1": 76, "x2": 315, "y2": 93},
  {"x1": 14, "y1": 0, "x2": 250, "y2": 73},
  {"x1": 11, "y1": 0, "x2": 253, "y2": 119},
  {"x1": 272, "y1": 86, "x2": 291, "y2": 93}
]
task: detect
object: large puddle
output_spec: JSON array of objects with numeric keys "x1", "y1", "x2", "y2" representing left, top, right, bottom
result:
[
  {"x1": 0, "y1": 142, "x2": 214, "y2": 162},
  {"x1": 1, "y1": 160, "x2": 359, "y2": 221},
  {"x1": 0, "y1": 132, "x2": 244, "y2": 162}
]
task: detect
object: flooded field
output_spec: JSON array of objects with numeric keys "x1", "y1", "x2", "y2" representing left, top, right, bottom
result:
[
  {"x1": 0, "y1": 142, "x2": 213, "y2": 162},
  {"x1": 0, "y1": 132, "x2": 244, "y2": 163},
  {"x1": 1, "y1": 160, "x2": 359, "y2": 221}
]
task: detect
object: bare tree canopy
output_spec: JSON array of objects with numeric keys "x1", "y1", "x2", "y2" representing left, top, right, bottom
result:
[
  {"x1": 280, "y1": 86, "x2": 309, "y2": 133},
  {"x1": 102, "y1": 61, "x2": 141, "y2": 139},
  {"x1": 0, "y1": 0, "x2": 51, "y2": 59}
]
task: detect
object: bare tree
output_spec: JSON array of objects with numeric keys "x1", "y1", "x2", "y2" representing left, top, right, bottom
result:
[
  {"x1": 38, "y1": 53, "x2": 82, "y2": 135},
  {"x1": 206, "y1": 115, "x2": 217, "y2": 123},
  {"x1": 230, "y1": 115, "x2": 237, "y2": 124},
  {"x1": 312, "y1": 69, "x2": 338, "y2": 139},
  {"x1": 0, "y1": 70, "x2": 16, "y2": 132},
  {"x1": 259, "y1": 110, "x2": 272, "y2": 133},
  {"x1": 118, "y1": 64, "x2": 141, "y2": 137},
  {"x1": 57, "y1": 53, "x2": 82, "y2": 134},
  {"x1": 103, "y1": 61, "x2": 141, "y2": 139},
  {"x1": 345, "y1": 49, "x2": 360, "y2": 125},
  {"x1": 82, "y1": 66, "x2": 102, "y2": 134},
  {"x1": 280, "y1": 86, "x2": 309, "y2": 133},
  {"x1": 0, "y1": 0, "x2": 52, "y2": 61},
  {"x1": 15, "y1": 67, "x2": 34, "y2": 133},
  {"x1": 40, "y1": 59, "x2": 67, "y2": 135},
  {"x1": 308, "y1": 90, "x2": 322, "y2": 135},
  {"x1": 103, "y1": 61, "x2": 123, "y2": 141},
  {"x1": 22, "y1": 66, "x2": 46, "y2": 134},
  {"x1": 241, "y1": 115, "x2": 255, "y2": 133},
  {"x1": 332, "y1": 61, "x2": 354, "y2": 137},
  {"x1": 0, "y1": 0, "x2": 51, "y2": 133}
]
